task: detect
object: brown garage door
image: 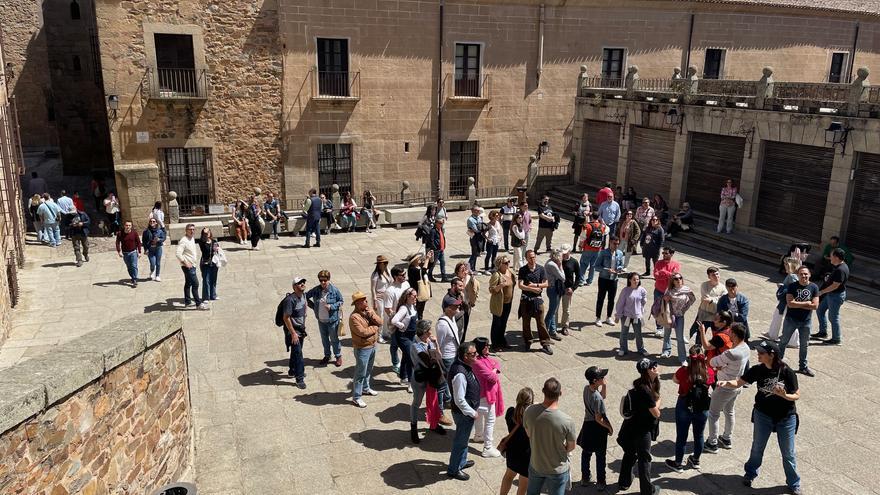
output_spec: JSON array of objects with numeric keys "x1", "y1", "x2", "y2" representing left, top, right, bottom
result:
[
  {"x1": 685, "y1": 133, "x2": 746, "y2": 215},
  {"x1": 626, "y1": 126, "x2": 675, "y2": 202},
  {"x1": 755, "y1": 141, "x2": 834, "y2": 242},
  {"x1": 579, "y1": 120, "x2": 620, "y2": 187},
  {"x1": 846, "y1": 152, "x2": 880, "y2": 256}
]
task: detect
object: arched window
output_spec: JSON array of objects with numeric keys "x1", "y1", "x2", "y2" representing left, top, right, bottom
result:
[
  {"x1": 70, "y1": 0, "x2": 81, "y2": 20},
  {"x1": 72, "y1": 55, "x2": 81, "y2": 71}
]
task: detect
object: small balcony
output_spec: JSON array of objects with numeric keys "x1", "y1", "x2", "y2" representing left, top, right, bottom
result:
[
  {"x1": 446, "y1": 73, "x2": 491, "y2": 104},
  {"x1": 311, "y1": 70, "x2": 361, "y2": 104},
  {"x1": 147, "y1": 67, "x2": 209, "y2": 100}
]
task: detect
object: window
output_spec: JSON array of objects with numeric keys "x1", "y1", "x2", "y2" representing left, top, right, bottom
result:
[
  {"x1": 601, "y1": 48, "x2": 625, "y2": 86},
  {"x1": 72, "y1": 55, "x2": 81, "y2": 72},
  {"x1": 317, "y1": 38, "x2": 349, "y2": 97},
  {"x1": 454, "y1": 43, "x2": 481, "y2": 97},
  {"x1": 829, "y1": 52, "x2": 847, "y2": 83},
  {"x1": 449, "y1": 141, "x2": 479, "y2": 197},
  {"x1": 161, "y1": 147, "x2": 212, "y2": 216},
  {"x1": 154, "y1": 34, "x2": 197, "y2": 96},
  {"x1": 704, "y1": 49, "x2": 725, "y2": 79},
  {"x1": 70, "y1": 0, "x2": 81, "y2": 20},
  {"x1": 317, "y1": 144, "x2": 353, "y2": 197}
]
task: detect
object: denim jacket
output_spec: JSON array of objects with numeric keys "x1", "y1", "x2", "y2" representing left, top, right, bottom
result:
[
  {"x1": 141, "y1": 226, "x2": 166, "y2": 252},
  {"x1": 596, "y1": 248, "x2": 625, "y2": 280},
  {"x1": 305, "y1": 284, "x2": 344, "y2": 325},
  {"x1": 717, "y1": 293, "x2": 750, "y2": 331}
]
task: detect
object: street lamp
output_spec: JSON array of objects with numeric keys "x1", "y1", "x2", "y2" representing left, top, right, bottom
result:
[
  {"x1": 665, "y1": 108, "x2": 684, "y2": 134},
  {"x1": 824, "y1": 121, "x2": 850, "y2": 156},
  {"x1": 536, "y1": 141, "x2": 550, "y2": 161},
  {"x1": 108, "y1": 94, "x2": 119, "y2": 120}
]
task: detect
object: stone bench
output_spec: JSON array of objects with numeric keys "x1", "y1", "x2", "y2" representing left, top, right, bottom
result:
[
  {"x1": 383, "y1": 207, "x2": 427, "y2": 227},
  {"x1": 167, "y1": 219, "x2": 227, "y2": 242}
]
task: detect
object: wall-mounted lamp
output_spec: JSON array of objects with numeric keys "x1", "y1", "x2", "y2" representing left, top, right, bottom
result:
[
  {"x1": 733, "y1": 124, "x2": 756, "y2": 158},
  {"x1": 108, "y1": 94, "x2": 119, "y2": 120},
  {"x1": 607, "y1": 109, "x2": 628, "y2": 138},
  {"x1": 2, "y1": 63, "x2": 14, "y2": 84},
  {"x1": 665, "y1": 108, "x2": 684, "y2": 135},
  {"x1": 825, "y1": 121, "x2": 851, "y2": 156},
  {"x1": 536, "y1": 141, "x2": 550, "y2": 161}
]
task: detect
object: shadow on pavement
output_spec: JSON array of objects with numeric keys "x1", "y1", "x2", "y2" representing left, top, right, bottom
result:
[
  {"x1": 144, "y1": 298, "x2": 187, "y2": 313},
  {"x1": 42, "y1": 261, "x2": 77, "y2": 268},
  {"x1": 375, "y1": 402, "x2": 410, "y2": 424},
  {"x1": 294, "y1": 391, "x2": 352, "y2": 406},
  {"x1": 237, "y1": 367, "x2": 296, "y2": 387},
  {"x1": 351, "y1": 428, "x2": 475, "y2": 455},
  {"x1": 93, "y1": 279, "x2": 134, "y2": 288},
  {"x1": 381, "y1": 459, "x2": 448, "y2": 489},
  {"x1": 663, "y1": 472, "x2": 789, "y2": 494}
]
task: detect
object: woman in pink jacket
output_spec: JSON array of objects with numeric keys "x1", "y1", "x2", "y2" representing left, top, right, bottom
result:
[{"x1": 471, "y1": 337, "x2": 505, "y2": 458}]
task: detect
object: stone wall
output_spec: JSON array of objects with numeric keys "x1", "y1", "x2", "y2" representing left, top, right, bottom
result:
[{"x1": 0, "y1": 313, "x2": 192, "y2": 495}]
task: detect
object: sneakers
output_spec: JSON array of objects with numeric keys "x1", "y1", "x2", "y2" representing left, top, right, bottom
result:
[
  {"x1": 378, "y1": 335, "x2": 387, "y2": 344},
  {"x1": 687, "y1": 455, "x2": 701, "y2": 471},
  {"x1": 825, "y1": 339, "x2": 841, "y2": 345},
  {"x1": 660, "y1": 351, "x2": 671, "y2": 358},
  {"x1": 406, "y1": 383, "x2": 412, "y2": 393},
  {"x1": 798, "y1": 367, "x2": 816, "y2": 377},
  {"x1": 560, "y1": 328, "x2": 570, "y2": 336},
  {"x1": 482, "y1": 447, "x2": 502, "y2": 458},
  {"x1": 810, "y1": 332, "x2": 828, "y2": 340},
  {"x1": 320, "y1": 356, "x2": 331, "y2": 366},
  {"x1": 654, "y1": 329, "x2": 664, "y2": 337},
  {"x1": 542, "y1": 345, "x2": 554, "y2": 355},
  {"x1": 296, "y1": 381, "x2": 307, "y2": 390},
  {"x1": 363, "y1": 389, "x2": 379, "y2": 396},
  {"x1": 149, "y1": 271, "x2": 155, "y2": 280},
  {"x1": 703, "y1": 441, "x2": 719, "y2": 454},
  {"x1": 639, "y1": 349, "x2": 650, "y2": 356},
  {"x1": 790, "y1": 487, "x2": 804, "y2": 495},
  {"x1": 447, "y1": 471, "x2": 469, "y2": 481},
  {"x1": 718, "y1": 436, "x2": 732, "y2": 449},
  {"x1": 472, "y1": 435, "x2": 484, "y2": 443},
  {"x1": 197, "y1": 302, "x2": 210, "y2": 310},
  {"x1": 665, "y1": 459, "x2": 685, "y2": 473},
  {"x1": 605, "y1": 317, "x2": 615, "y2": 325},
  {"x1": 595, "y1": 319, "x2": 603, "y2": 328},
  {"x1": 617, "y1": 350, "x2": 626, "y2": 357},
  {"x1": 353, "y1": 398, "x2": 367, "y2": 408},
  {"x1": 439, "y1": 413, "x2": 453, "y2": 426},
  {"x1": 392, "y1": 365, "x2": 400, "y2": 377},
  {"x1": 550, "y1": 333, "x2": 562, "y2": 341},
  {"x1": 155, "y1": 276, "x2": 162, "y2": 282}
]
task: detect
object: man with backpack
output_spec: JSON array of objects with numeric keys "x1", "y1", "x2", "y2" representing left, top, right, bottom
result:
[
  {"x1": 579, "y1": 213, "x2": 606, "y2": 286},
  {"x1": 279, "y1": 275, "x2": 310, "y2": 389}
]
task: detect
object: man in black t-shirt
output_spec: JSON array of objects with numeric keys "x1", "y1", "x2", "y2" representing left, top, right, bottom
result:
[
  {"x1": 779, "y1": 267, "x2": 819, "y2": 377},
  {"x1": 517, "y1": 249, "x2": 552, "y2": 354},
  {"x1": 812, "y1": 248, "x2": 849, "y2": 345}
]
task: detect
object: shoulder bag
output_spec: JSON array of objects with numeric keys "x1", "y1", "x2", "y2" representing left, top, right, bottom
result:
[{"x1": 497, "y1": 422, "x2": 520, "y2": 457}]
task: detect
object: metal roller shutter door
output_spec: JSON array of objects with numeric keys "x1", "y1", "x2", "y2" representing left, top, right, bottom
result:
[
  {"x1": 755, "y1": 142, "x2": 833, "y2": 242},
  {"x1": 626, "y1": 127, "x2": 675, "y2": 201},
  {"x1": 685, "y1": 133, "x2": 746, "y2": 215},
  {"x1": 580, "y1": 120, "x2": 620, "y2": 187},
  {"x1": 846, "y1": 152, "x2": 880, "y2": 256}
]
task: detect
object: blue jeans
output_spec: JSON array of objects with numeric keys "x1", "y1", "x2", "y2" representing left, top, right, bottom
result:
[
  {"x1": 352, "y1": 345, "x2": 376, "y2": 400},
  {"x1": 779, "y1": 316, "x2": 811, "y2": 369},
  {"x1": 123, "y1": 251, "x2": 138, "y2": 281},
  {"x1": 318, "y1": 320, "x2": 342, "y2": 359},
  {"x1": 579, "y1": 250, "x2": 599, "y2": 284},
  {"x1": 394, "y1": 330, "x2": 416, "y2": 381},
  {"x1": 288, "y1": 334, "x2": 305, "y2": 382},
  {"x1": 430, "y1": 249, "x2": 446, "y2": 279},
  {"x1": 448, "y1": 411, "x2": 475, "y2": 475},
  {"x1": 526, "y1": 467, "x2": 570, "y2": 495},
  {"x1": 468, "y1": 235, "x2": 481, "y2": 271},
  {"x1": 662, "y1": 315, "x2": 688, "y2": 363},
  {"x1": 181, "y1": 266, "x2": 201, "y2": 305},
  {"x1": 544, "y1": 286, "x2": 562, "y2": 335},
  {"x1": 43, "y1": 222, "x2": 61, "y2": 246},
  {"x1": 817, "y1": 291, "x2": 845, "y2": 341},
  {"x1": 620, "y1": 318, "x2": 646, "y2": 354},
  {"x1": 674, "y1": 396, "x2": 708, "y2": 463},
  {"x1": 484, "y1": 242, "x2": 499, "y2": 271},
  {"x1": 305, "y1": 218, "x2": 321, "y2": 246},
  {"x1": 200, "y1": 264, "x2": 218, "y2": 301},
  {"x1": 147, "y1": 247, "x2": 163, "y2": 277},
  {"x1": 744, "y1": 410, "x2": 800, "y2": 490},
  {"x1": 653, "y1": 289, "x2": 664, "y2": 330},
  {"x1": 389, "y1": 327, "x2": 400, "y2": 368}
]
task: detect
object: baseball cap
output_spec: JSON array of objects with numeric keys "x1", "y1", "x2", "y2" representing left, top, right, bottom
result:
[
  {"x1": 560, "y1": 243, "x2": 572, "y2": 254},
  {"x1": 442, "y1": 293, "x2": 463, "y2": 308},
  {"x1": 636, "y1": 358, "x2": 659, "y2": 374},
  {"x1": 292, "y1": 275, "x2": 306, "y2": 285},
  {"x1": 755, "y1": 340, "x2": 780, "y2": 355},
  {"x1": 585, "y1": 366, "x2": 608, "y2": 382}
]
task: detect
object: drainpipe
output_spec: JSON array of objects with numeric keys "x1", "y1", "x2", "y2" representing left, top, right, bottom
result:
[
  {"x1": 436, "y1": 0, "x2": 444, "y2": 198},
  {"x1": 537, "y1": 4, "x2": 545, "y2": 87},
  {"x1": 848, "y1": 22, "x2": 860, "y2": 83},
  {"x1": 684, "y1": 13, "x2": 694, "y2": 71}
]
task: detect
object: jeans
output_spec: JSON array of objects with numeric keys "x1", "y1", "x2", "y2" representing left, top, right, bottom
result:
[
  {"x1": 389, "y1": 325, "x2": 400, "y2": 368},
  {"x1": 544, "y1": 286, "x2": 562, "y2": 335},
  {"x1": 620, "y1": 318, "x2": 646, "y2": 354},
  {"x1": 305, "y1": 218, "x2": 321, "y2": 246},
  {"x1": 484, "y1": 242, "x2": 498, "y2": 271},
  {"x1": 718, "y1": 203, "x2": 736, "y2": 233},
  {"x1": 662, "y1": 315, "x2": 688, "y2": 363},
  {"x1": 438, "y1": 357, "x2": 454, "y2": 410},
  {"x1": 147, "y1": 247, "x2": 162, "y2": 277},
  {"x1": 468, "y1": 235, "x2": 481, "y2": 271},
  {"x1": 674, "y1": 396, "x2": 708, "y2": 463},
  {"x1": 123, "y1": 251, "x2": 139, "y2": 281},
  {"x1": 43, "y1": 221, "x2": 61, "y2": 246},
  {"x1": 200, "y1": 264, "x2": 218, "y2": 301},
  {"x1": 395, "y1": 330, "x2": 416, "y2": 381},
  {"x1": 448, "y1": 411, "x2": 475, "y2": 475},
  {"x1": 817, "y1": 291, "x2": 846, "y2": 341},
  {"x1": 269, "y1": 219, "x2": 279, "y2": 236},
  {"x1": 579, "y1": 250, "x2": 599, "y2": 284},
  {"x1": 653, "y1": 289, "x2": 664, "y2": 330},
  {"x1": 533, "y1": 227, "x2": 553, "y2": 253},
  {"x1": 288, "y1": 334, "x2": 306, "y2": 382},
  {"x1": 72, "y1": 235, "x2": 89, "y2": 263},
  {"x1": 318, "y1": 320, "x2": 342, "y2": 359},
  {"x1": 181, "y1": 266, "x2": 201, "y2": 305},
  {"x1": 618, "y1": 430, "x2": 654, "y2": 494},
  {"x1": 527, "y1": 467, "x2": 569, "y2": 495},
  {"x1": 429, "y1": 249, "x2": 446, "y2": 280},
  {"x1": 707, "y1": 385, "x2": 742, "y2": 444},
  {"x1": 620, "y1": 238, "x2": 633, "y2": 267},
  {"x1": 596, "y1": 277, "x2": 618, "y2": 319},
  {"x1": 490, "y1": 301, "x2": 512, "y2": 348},
  {"x1": 501, "y1": 220, "x2": 511, "y2": 250},
  {"x1": 352, "y1": 345, "x2": 376, "y2": 400},
  {"x1": 779, "y1": 316, "x2": 812, "y2": 369},
  {"x1": 744, "y1": 410, "x2": 800, "y2": 490}
]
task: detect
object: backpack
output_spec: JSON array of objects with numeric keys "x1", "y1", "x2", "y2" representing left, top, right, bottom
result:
[
  {"x1": 587, "y1": 223, "x2": 604, "y2": 249},
  {"x1": 415, "y1": 223, "x2": 432, "y2": 241},
  {"x1": 685, "y1": 381, "x2": 711, "y2": 413},
  {"x1": 619, "y1": 389, "x2": 634, "y2": 420},
  {"x1": 275, "y1": 293, "x2": 292, "y2": 327}
]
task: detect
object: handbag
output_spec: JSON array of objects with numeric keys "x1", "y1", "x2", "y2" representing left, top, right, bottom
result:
[
  {"x1": 497, "y1": 422, "x2": 520, "y2": 457},
  {"x1": 338, "y1": 313, "x2": 347, "y2": 336},
  {"x1": 417, "y1": 278, "x2": 432, "y2": 302}
]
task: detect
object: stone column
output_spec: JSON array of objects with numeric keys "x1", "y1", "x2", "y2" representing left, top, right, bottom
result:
[
  {"x1": 114, "y1": 162, "x2": 161, "y2": 228},
  {"x1": 668, "y1": 131, "x2": 689, "y2": 208},
  {"x1": 736, "y1": 140, "x2": 762, "y2": 231},
  {"x1": 615, "y1": 115, "x2": 629, "y2": 188},
  {"x1": 821, "y1": 151, "x2": 856, "y2": 240}
]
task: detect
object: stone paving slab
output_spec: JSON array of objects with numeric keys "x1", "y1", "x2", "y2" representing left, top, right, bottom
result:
[{"x1": 2, "y1": 212, "x2": 878, "y2": 494}]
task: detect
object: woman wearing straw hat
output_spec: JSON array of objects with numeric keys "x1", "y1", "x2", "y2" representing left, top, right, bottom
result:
[{"x1": 371, "y1": 255, "x2": 392, "y2": 343}]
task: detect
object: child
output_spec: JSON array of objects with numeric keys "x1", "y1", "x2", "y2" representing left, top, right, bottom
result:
[{"x1": 577, "y1": 366, "x2": 614, "y2": 491}]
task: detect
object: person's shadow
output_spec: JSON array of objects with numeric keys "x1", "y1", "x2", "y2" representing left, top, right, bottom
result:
[
  {"x1": 144, "y1": 298, "x2": 187, "y2": 313},
  {"x1": 381, "y1": 459, "x2": 448, "y2": 489},
  {"x1": 93, "y1": 279, "x2": 133, "y2": 287}
]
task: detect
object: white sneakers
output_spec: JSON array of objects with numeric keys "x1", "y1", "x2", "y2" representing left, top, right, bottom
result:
[
  {"x1": 605, "y1": 317, "x2": 615, "y2": 325},
  {"x1": 617, "y1": 350, "x2": 626, "y2": 357},
  {"x1": 660, "y1": 351, "x2": 671, "y2": 358},
  {"x1": 354, "y1": 398, "x2": 367, "y2": 408},
  {"x1": 595, "y1": 319, "x2": 603, "y2": 327},
  {"x1": 363, "y1": 389, "x2": 379, "y2": 396},
  {"x1": 149, "y1": 271, "x2": 155, "y2": 281},
  {"x1": 482, "y1": 447, "x2": 502, "y2": 458},
  {"x1": 155, "y1": 276, "x2": 162, "y2": 282},
  {"x1": 197, "y1": 303, "x2": 210, "y2": 310}
]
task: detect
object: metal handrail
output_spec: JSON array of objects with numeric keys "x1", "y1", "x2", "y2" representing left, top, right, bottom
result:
[
  {"x1": 449, "y1": 73, "x2": 491, "y2": 99},
  {"x1": 148, "y1": 67, "x2": 209, "y2": 99},
  {"x1": 313, "y1": 70, "x2": 361, "y2": 99}
]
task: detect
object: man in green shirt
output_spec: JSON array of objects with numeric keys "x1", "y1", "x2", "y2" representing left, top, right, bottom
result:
[{"x1": 523, "y1": 377, "x2": 577, "y2": 495}]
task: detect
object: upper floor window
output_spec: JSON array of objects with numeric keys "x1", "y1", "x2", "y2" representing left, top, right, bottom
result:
[
  {"x1": 601, "y1": 48, "x2": 625, "y2": 84},
  {"x1": 70, "y1": 0, "x2": 81, "y2": 20},
  {"x1": 317, "y1": 38, "x2": 350, "y2": 97},
  {"x1": 454, "y1": 43, "x2": 481, "y2": 97},
  {"x1": 829, "y1": 52, "x2": 847, "y2": 83},
  {"x1": 704, "y1": 49, "x2": 725, "y2": 79},
  {"x1": 154, "y1": 33, "x2": 197, "y2": 96}
]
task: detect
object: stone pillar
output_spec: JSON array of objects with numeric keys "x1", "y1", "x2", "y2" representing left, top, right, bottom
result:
[
  {"x1": 467, "y1": 177, "x2": 476, "y2": 205},
  {"x1": 400, "y1": 180, "x2": 411, "y2": 204},
  {"x1": 821, "y1": 151, "x2": 857, "y2": 240},
  {"x1": 847, "y1": 67, "x2": 870, "y2": 116},
  {"x1": 615, "y1": 116, "x2": 630, "y2": 187},
  {"x1": 668, "y1": 131, "x2": 689, "y2": 208},
  {"x1": 756, "y1": 67, "x2": 774, "y2": 110},
  {"x1": 167, "y1": 191, "x2": 179, "y2": 224},
  {"x1": 736, "y1": 140, "x2": 762, "y2": 231},
  {"x1": 625, "y1": 65, "x2": 640, "y2": 98},
  {"x1": 330, "y1": 184, "x2": 340, "y2": 222},
  {"x1": 577, "y1": 65, "x2": 588, "y2": 96},
  {"x1": 114, "y1": 162, "x2": 161, "y2": 228}
]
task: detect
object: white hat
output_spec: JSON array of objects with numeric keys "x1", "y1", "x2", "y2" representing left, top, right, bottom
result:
[
  {"x1": 560, "y1": 243, "x2": 572, "y2": 254},
  {"x1": 292, "y1": 275, "x2": 306, "y2": 285}
]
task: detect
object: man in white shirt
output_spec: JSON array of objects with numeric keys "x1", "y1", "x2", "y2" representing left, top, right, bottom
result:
[
  {"x1": 446, "y1": 341, "x2": 480, "y2": 481},
  {"x1": 705, "y1": 324, "x2": 749, "y2": 452},
  {"x1": 384, "y1": 267, "x2": 410, "y2": 376},
  {"x1": 175, "y1": 223, "x2": 208, "y2": 309},
  {"x1": 435, "y1": 299, "x2": 461, "y2": 427}
]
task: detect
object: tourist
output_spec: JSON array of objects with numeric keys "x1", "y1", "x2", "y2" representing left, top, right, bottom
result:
[
  {"x1": 617, "y1": 358, "x2": 662, "y2": 495},
  {"x1": 196, "y1": 227, "x2": 221, "y2": 301},
  {"x1": 103, "y1": 191, "x2": 121, "y2": 235},
  {"x1": 612, "y1": 273, "x2": 648, "y2": 357},
  {"x1": 485, "y1": 210, "x2": 503, "y2": 272},
  {"x1": 518, "y1": 250, "x2": 552, "y2": 355},
  {"x1": 779, "y1": 266, "x2": 819, "y2": 377},
  {"x1": 511, "y1": 213, "x2": 526, "y2": 270},
  {"x1": 717, "y1": 179, "x2": 738, "y2": 234},
  {"x1": 651, "y1": 194, "x2": 669, "y2": 225},
  {"x1": 665, "y1": 202, "x2": 693, "y2": 238},
  {"x1": 704, "y1": 323, "x2": 749, "y2": 453},
  {"x1": 813, "y1": 247, "x2": 849, "y2": 345},
  {"x1": 340, "y1": 191, "x2": 358, "y2": 232},
  {"x1": 596, "y1": 182, "x2": 614, "y2": 205},
  {"x1": 141, "y1": 217, "x2": 165, "y2": 281},
  {"x1": 68, "y1": 207, "x2": 90, "y2": 267},
  {"x1": 446, "y1": 342, "x2": 481, "y2": 481},
  {"x1": 89, "y1": 174, "x2": 105, "y2": 212},
  {"x1": 56, "y1": 190, "x2": 75, "y2": 239},
  {"x1": 435, "y1": 197, "x2": 448, "y2": 229},
  {"x1": 766, "y1": 257, "x2": 801, "y2": 348},
  {"x1": 466, "y1": 206, "x2": 485, "y2": 272},
  {"x1": 370, "y1": 255, "x2": 392, "y2": 343},
  {"x1": 361, "y1": 190, "x2": 378, "y2": 231},
  {"x1": 499, "y1": 387, "x2": 534, "y2": 495},
  {"x1": 635, "y1": 198, "x2": 654, "y2": 230},
  {"x1": 384, "y1": 266, "x2": 410, "y2": 376},
  {"x1": 597, "y1": 192, "x2": 621, "y2": 245},
  {"x1": 559, "y1": 245, "x2": 580, "y2": 334},
  {"x1": 572, "y1": 193, "x2": 592, "y2": 252},
  {"x1": 175, "y1": 224, "x2": 208, "y2": 309},
  {"x1": 693, "y1": 267, "x2": 726, "y2": 337},
  {"x1": 247, "y1": 196, "x2": 263, "y2": 250},
  {"x1": 533, "y1": 195, "x2": 556, "y2": 254},
  {"x1": 455, "y1": 262, "x2": 479, "y2": 341},
  {"x1": 661, "y1": 273, "x2": 696, "y2": 365},
  {"x1": 116, "y1": 221, "x2": 141, "y2": 287},
  {"x1": 407, "y1": 253, "x2": 432, "y2": 319},
  {"x1": 433, "y1": 299, "x2": 458, "y2": 427},
  {"x1": 523, "y1": 377, "x2": 577, "y2": 495},
  {"x1": 410, "y1": 319, "x2": 445, "y2": 440},
  {"x1": 623, "y1": 187, "x2": 638, "y2": 211},
  {"x1": 281, "y1": 276, "x2": 309, "y2": 389},
  {"x1": 305, "y1": 189, "x2": 322, "y2": 247},
  {"x1": 651, "y1": 245, "x2": 679, "y2": 333},
  {"x1": 427, "y1": 218, "x2": 447, "y2": 281},
  {"x1": 501, "y1": 197, "x2": 517, "y2": 252},
  {"x1": 815, "y1": 235, "x2": 853, "y2": 278},
  {"x1": 578, "y1": 212, "x2": 605, "y2": 286},
  {"x1": 665, "y1": 345, "x2": 714, "y2": 473},
  {"x1": 577, "y1": 366, "x2": 612, "y2": 490},
  {"x1": 233, "y1": 200, "x2": 249, "y2": 245},
  {"x1": 37, "y1": 193, "x2": 61, "y2": 247},
  {"x1": 392, "y1": 287, "x2": 419, "y2": 392},
  {"x1": 716, "y1": 341, "x2": 802, "y2": 495},
  {"x1": 72, "y1": 192, "x2": 85, "y2": 214},
  {"x1": 519, "y1": 201, "x2": 533, "y2": 248},
  {"x1": 263, "y1": 192, "x2": 283, "y2": 239},
  {"x1": 716, "y1": 278, "x2": 751, "y2": 340},
  {"x1": 543, "y1": 248, "x2": 566, "y2": 339},
  {"x1": 640, "y1": 218, "x2": 666, "y2": 283},
  {"x1": 471, "y1": 337, "x2": 505, "y2": 458},
  {"x1": 350, "y1": 290, "x2": 382, "y2": 407},
  {"x1": 594, "y1": 236, "x2": 624, "y2": 327},
  {"x1": 29, "y1": 195, "x2": 43, "y2": 243},
  {"x1": 306, "y1": 269, "x2": 344, "y2": 367},
  {"x1": 320, "y1": 193, "x2": 336, "y2": 234},
  {"x1": 150, "y1": 200, "x2": 166, "y2": 229},
  {"x1": 696, "y1": 311, "x2": 734, "y2": 363},
  {"x1": 617, "y1": 210, "x2": 641, "y2": 268},
  {"x1": 489, "y1": 254, "x2": 516, "y2": 352}
]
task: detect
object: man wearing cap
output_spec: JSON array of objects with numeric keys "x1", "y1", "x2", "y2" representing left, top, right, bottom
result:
[
  {"x1": 305, "y1": 269, "x2": 345, "y2": 367},
  {"x1": 349, "y1": 290, "x2": 383, "y2": 407},
  {"x1": 523, "y1": 377, "x2": 577, "y2": 494},
  {"x1": 467, "y1": 206, "x2": 485, "y2": 272},
  {"x1": 779, "y1": 266, "x2": 819, "y2": 377},
  {"x1": 518, "y1": 249, "x2": 552, "y2": 355},
  {"x1": 435, "y1": 298, "x2": 461, "y2": 427},
  {"x1": 384, "y1": 267, "x2": 411, "y2": 376},
  {"x1": 444, "y1": 277, "x2": 468, "y2": 341},
  {"x1": 578, "y1": 367, "x2": 612, "y2": 490},
  {"x1": 282, "y1": 276, "x2": 310, "y2": 389},
  {"x1": 559, "y1": 244, "x2": 580, "y2": 333}
]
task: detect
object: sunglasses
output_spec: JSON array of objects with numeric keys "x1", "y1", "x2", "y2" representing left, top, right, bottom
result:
[
  {"x1": 319, "y1": 279, "x2": 329, "y2": 282},
  {"x1": 673, "y1": 276, "x2": 683, "y2": 280}
]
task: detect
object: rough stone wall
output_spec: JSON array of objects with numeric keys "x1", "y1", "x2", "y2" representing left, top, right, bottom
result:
[{"x1": 0, "y1": 332, "x2": 191, "y2": 495}]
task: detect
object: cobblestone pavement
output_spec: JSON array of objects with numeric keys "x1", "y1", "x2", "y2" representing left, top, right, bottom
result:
[{"x1": 3, "y1": 212, "x2": 878, "y2": 495}]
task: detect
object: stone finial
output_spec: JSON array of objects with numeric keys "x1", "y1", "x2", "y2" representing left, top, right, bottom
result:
[
  {"x1": 672, "y1": 67, "x2": 682, "y2": 80},
  {"x1": 527, "y1": 155, "x2": 539, "y2": 191},
  {"x1": 848, "y1": 66, "x2": 870, "y2": 116},
  {"x1": 400, "y1": 180, "x2": 411, "y2": 204},
  {"x1": 756, "y1": 66, "x2": 775, "y2": 109},
  {"x1": 401, "y1": 180, "x2": 410, "y2": 191},
  {"x1": 331, "y1": 184, "x2": 341, "y2": 216},
  {"x1": 467, "y1": 177, "x2": 476, "y2": 204},
  {"x1": 625, "y1": 65, "x2": 640, "y2": 96},
  {"x1": 579, "y1": 65, "x2": 588, "y2": 74},
  {"x1": 167, "y1": 191, "x2": 179, "y2": 223},
  {"x1": 685, "y1": 65, "x2": 699, "y2": 94},
  {"x1": 762, "y1": 66, "x2": 774, "y2": 78}
]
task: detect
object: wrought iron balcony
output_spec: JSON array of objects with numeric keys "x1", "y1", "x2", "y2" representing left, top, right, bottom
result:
[
  {"x1": 147, "y1": 67, "x2": 209, "y2": 100},
  {"x1": 311, "y1": 70, "x2": 361, "y2": 101},
  {"x1": 446, "y1": 73, "x2": 491, "y2": 102}
]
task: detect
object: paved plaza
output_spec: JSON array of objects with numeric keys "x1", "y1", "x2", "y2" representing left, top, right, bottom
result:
[{"x1": 2, "y1": 212, "x2": 878, "y2": 495}]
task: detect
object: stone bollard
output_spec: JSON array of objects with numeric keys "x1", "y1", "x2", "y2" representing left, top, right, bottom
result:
[
  {"x1": 168, "y1": 191, "x2": 179, "y2": 224},
  {"x1": 848, "y1": 66, "x2": 870, "y2": 116},
  {"x1": 756, "y1": 66, "x2": 774, "y2": 110},
  {"x1": 467, "y1": 177, "x2": 476, "y2": 205},
  {"x1": 400, "y1": 180, "x2": 411, "y2": 205}
]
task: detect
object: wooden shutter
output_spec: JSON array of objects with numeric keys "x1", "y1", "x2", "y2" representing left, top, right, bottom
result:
[
  {"x1": 579, "y1": 120, "x2": 620, "y2": 187},
  {"x1": 755, "y1": 142, "x2": 834, "y2": 242},
  {"x1": 626, "y1": 127, "x2": 675, "y2": 201},
  {"x1": 846, "y1": 152, "x2": 880, "y2": 255},
  {"x1": 685, "y1": 133, "x2": 746, "y2": 215}
]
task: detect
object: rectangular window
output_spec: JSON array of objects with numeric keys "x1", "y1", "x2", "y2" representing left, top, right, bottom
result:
[
  {"x1": 601, "y1": 48, "x2": 625, "y2": 86},
  {"x1": 454, "y1": 43, "x2": 481, "y2": 97},
  {"x1": 154, "y1": 34, "x2": 197, "y2": 96},
  {"x1": 317, "y1": 144, "x2": 353, "y2": 197},
  {"x1": 829, "y1": 52, "x2": 847, "y2": 83},
  {"x1": 704, "y1": 49, "x2": 725, "y2": 79},
  {"x1": 449, "y1": 141, "x2": 479, "y2": 197},
  {"x1": 161, "y1": 147, "x2": 212, "y2": 216},
  {"x1": 317, "y1": 38, "x2": 350, "y2": 97}
]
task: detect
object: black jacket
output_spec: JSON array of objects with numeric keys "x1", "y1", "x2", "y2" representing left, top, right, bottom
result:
[{"x1": 68, "y1": 212, "x2": 90, "y2": 237}]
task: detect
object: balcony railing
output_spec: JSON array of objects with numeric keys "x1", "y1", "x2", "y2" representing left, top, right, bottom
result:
[
  {"x1": 447, "y1": 73, "x2": 491, "y2": 101},
  {"x1": 312, "y1": 70, "x2": 361, "y2": 100},
  {"x1": 536, "y1": 164, "x2": 572, "y2": 177},
  {"x1": 148, "y1": 67, "x2": 209, "y2": 100}
]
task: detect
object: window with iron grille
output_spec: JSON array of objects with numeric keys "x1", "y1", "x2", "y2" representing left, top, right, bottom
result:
[
  {"x1": 317, "y1": 38, "x2": 350, "y2": 97},
  {"x1": 601, "y1": 48, "x2": 625, "y2": 83},
  {"x1": 154, "y1": 34, "x2": 197, "y2": 96},
  {"x1": 449, "y1": 141, "x2": 478, "y2": 197},
  {"x1": 454, "y1": 43, "x2": 481, "y2": 97},
  {"x1": 161, "y1": 147, "x2": 212, "y2": 216},
  {"x1": 829, "y1": 52, "x2": 847, "y2": 83},
  {"x1": 317, "y1": 144, "x2": 353, "y2": 198},
  {"x1": 704, "y1": 49, "x2": 725, "y2": 79}
]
